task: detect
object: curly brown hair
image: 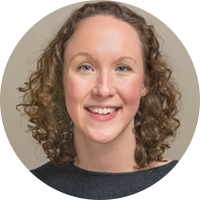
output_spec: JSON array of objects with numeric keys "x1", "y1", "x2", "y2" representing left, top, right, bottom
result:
[{"x1": 17, "y1": 1, "x2": 181, "y2": 169}]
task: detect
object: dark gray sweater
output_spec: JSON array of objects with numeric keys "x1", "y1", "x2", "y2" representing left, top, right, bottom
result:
[{"x1": 31, "y1": 160, "x2": 178, "y2": 199}]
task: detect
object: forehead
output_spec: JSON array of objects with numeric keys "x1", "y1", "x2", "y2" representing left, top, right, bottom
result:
[
  {"x1": 77, "y1": 15, "x2": 135, "y2": 32},
  {"x1": 70, "y1": 15, "x2": 141, "y2": 45},
  {"x1": 65, "y1": 15, "x2": 143, "y2": 66}
]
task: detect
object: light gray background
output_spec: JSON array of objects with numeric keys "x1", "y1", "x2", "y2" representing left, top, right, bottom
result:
[{"x1": 1, "y1": 0, "x2": 199, "y2": 170}]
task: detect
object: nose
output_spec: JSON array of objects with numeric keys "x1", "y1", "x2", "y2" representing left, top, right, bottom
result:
[{"x1": 91, "y1": 71, "x2": 116, "y2": 98}]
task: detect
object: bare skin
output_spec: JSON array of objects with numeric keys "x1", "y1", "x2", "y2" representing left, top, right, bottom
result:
[{"x1": 63, "y1": 15, "x2": 171, "y2": 173}]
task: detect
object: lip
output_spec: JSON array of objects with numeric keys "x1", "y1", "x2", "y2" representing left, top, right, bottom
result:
[
  {"x1": 85, "y1": 105, "x2": 119, "y2": 109},
  {"x1": 84, "y1": 106, "x2": 121, "y2": 122}
]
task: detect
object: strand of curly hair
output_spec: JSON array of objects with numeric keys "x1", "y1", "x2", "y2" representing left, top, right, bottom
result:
[{"x1": 17, "y1": 1, "x2": 181, "y2": 169}]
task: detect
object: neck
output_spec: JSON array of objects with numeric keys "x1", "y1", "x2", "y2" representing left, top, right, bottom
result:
[{"x1": 74, "y1": 122, "x2": 137, "y2": 173}]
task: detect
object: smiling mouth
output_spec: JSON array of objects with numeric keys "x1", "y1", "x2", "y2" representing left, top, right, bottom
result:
[{"x1": 86, "y1": 107, "x2": 119, "y2": 115}]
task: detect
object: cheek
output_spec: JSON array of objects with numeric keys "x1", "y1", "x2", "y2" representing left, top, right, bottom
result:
[
  {"x1": 64, "y1": 77, "x2": 80, "y2": 100},
  {"x1": 64, "y1": 77, "x2": 82, "y2": 103},
  {"x1": 63, "y1": 75, "x2": 92, "y2": 118},
  {"x1": 63, "y1": 76, "x2": 84, "y2": 121},
  {"x1": 121, "y1": 77, "x2": 143, "y2": 105}
]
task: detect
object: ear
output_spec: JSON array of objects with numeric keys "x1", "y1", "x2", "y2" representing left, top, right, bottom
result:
[{"x1": 141, "y1": 76, "x2": 150, "y2": 97}]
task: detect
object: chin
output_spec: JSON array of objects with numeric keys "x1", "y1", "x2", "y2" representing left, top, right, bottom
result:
[{"x1": 86, "y1": 129, "x2": 121, "y2": 144}]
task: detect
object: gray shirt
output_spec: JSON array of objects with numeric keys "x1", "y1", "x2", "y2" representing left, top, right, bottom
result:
[{"x1": 31, "y1": 160, "x2": 178, "y2": 199}]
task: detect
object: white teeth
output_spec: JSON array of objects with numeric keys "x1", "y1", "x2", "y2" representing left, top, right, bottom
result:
[
  {"x1": 87, "y1": 107, "x2": 118, "y2": 115},
  {"x1": 99, "y1": 108, "x2": 103, "y2": 114},
  {"x1": 103, "y1": 108, "x2": 107, "y2": 114}
]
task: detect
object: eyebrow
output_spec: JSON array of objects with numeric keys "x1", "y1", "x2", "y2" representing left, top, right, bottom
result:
[
  {"x1": 68, "y1": 51, "x2": 137, "y2": 65},
  {"x1": 117, "y1": 56, "x2": 137, "y2": 65},
  {"x1": 68, "y1": 52, "x2": 92, "y2": 65}
]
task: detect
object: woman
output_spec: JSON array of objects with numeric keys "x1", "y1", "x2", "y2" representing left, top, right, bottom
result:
[{"x1": 17, "y1": 1, "x2": 181, "y2": 199}]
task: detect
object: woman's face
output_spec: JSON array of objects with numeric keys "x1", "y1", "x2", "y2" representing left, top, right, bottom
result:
[{"x1": 63, "y1": 15, "x2": 147, "y2": 144}]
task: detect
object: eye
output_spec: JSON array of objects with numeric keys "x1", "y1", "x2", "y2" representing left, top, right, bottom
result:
[
  {"x1": 116, "y1": 65, "x2": 130, "y2": 72},
  {"x1": 78, "y1": 64, "x2": 93, "y2": 72}
]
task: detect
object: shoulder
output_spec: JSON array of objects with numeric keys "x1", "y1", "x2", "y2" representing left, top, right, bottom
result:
[
  {"x1": 135, "y1": 158, "x2": 178, "y2": 180},
  {"x1": 31, "y1": 162, "x2": 74, "y2": 184},
  {"x1": 152, "y1": 159, "x2": 178, "y2": 171},
  {"x1": 31, "y1": 162, "x2": 59, "y2": 181},
  {"x1": 30, "y1": 162, "x2": 79, "y2": 193},
  {"x1": 141, "y1": 158, "x2": 177, "y2": 170},
  {"x1": 31, "y1": 162, "x2": 57, "y2": 175},
  {"x1": 145, "y1": 159, "x2": 178, "y2": 180},
  {"x1": 131, "y1": 160, "x2": 178, "y2": 193}
]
